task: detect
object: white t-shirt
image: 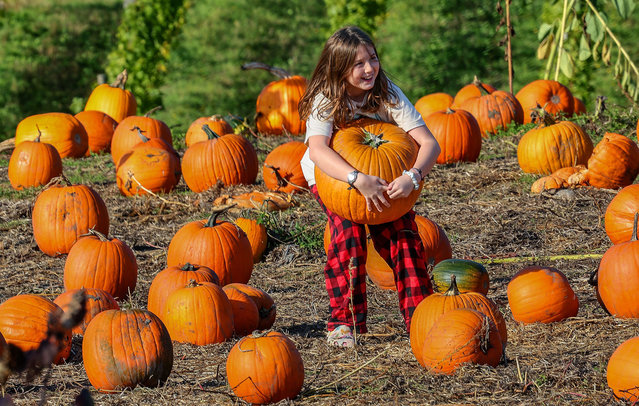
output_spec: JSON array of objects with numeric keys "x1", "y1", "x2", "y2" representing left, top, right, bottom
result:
[{"x1": 300, "y1": 81, "x2": 425, "y2": 185}]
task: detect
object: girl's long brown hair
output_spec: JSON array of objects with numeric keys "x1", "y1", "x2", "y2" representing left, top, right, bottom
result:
[{"x1": 298, "y1": 26, "x2": 398, "y2": 128}]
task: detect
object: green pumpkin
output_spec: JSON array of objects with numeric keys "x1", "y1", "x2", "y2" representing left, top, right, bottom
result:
[{"x1": 430, "y1": 259, "x2": 490, "y2": 295}]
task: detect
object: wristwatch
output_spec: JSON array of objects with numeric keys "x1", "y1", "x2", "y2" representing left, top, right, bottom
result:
[
  {"x1": 403, "y1": 170, "x2": 420, "y2": 190},
  {"x1": 347, "y1": 170, "x2": 360, "y2": 188}
]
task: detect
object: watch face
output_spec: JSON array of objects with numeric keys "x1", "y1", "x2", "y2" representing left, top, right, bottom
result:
[{"x1": 347, "y1": 171, "x2": 358, "y2": 185}]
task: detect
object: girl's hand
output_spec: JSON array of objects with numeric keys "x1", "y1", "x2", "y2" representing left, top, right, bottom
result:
[
  {"x1": 353, "y1": 173, "x2": 390, "y2": 212},
  {"x1": 387, "y1": 174, "x2": 415, "y2": 199}
]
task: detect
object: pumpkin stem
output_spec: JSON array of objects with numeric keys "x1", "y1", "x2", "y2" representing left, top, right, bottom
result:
[
  {"x1": 531, "y1": 103, "x2": 557, "y2": 127},
  {"x1": 34, "y1": 124, "x2": 43, "y2": 143},
  {"x1": 266, "y1": 164, "x2": 288, "y2": 188},
  {"x1": 132, "y1": 126, "x2": 150, "y2": 143},
  {"x1": 110, "y1": 69, "x2": 128, "y2": 89},
  {"x1": 259, "y1": 304, "x2": 276, "y2": 320},
  {"x1": 86, "y1": 228, "x2": 111, "y2": 242},
  {"x1": 587, "y1": 267, "x2": 598, "y2": 287},
  {"x1": 187, "y1": 279, "x2": 199, "y2": 288},
  {"x1": 445, "y1": 107, "x2": 456, "y2": 114},
  {"x1": 144, "y1": 106, "x2": 162, "y2": 117},
  {"x1": 362, "y1": 128, "x2": 389, "y2": 149},
  {"x1": 181, "y1": 263, "x2": 196, "y2": 272},
  {"x1": 205, "y1": 206, "x2": 232, "y2": 227},
  {"x1": 202, "y1": 124, "x2": 221, "y2": 140},
  {"x1": 472, "y1": 75, "x2": 491, "y2": 95},
  {"x1": 479, "y1": 316, "x2": 492, "y2": 354},
  {"x1": 45, "y1": 173, "x2": 72, "y2": 188},
  {"x1": 632, "y1": 212, "x2": 639, "y2": 242},
  {"x1": 241, "y1": 62, "x2": 292, "y2": 79},
  {"x1": 444, "y1": 274, "x2": 461, "y2": 296}
]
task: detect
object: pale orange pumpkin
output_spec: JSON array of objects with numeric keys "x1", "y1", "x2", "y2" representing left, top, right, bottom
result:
[
  {"x1": 414, "y1": 92, "x2": 454, "y2": 119},
  {"x1": 84, "y1": 70, "x2": 137, "y2": 123},
  {"x1": 15, "y1": 112, "x2": 88, "y2": 158}
]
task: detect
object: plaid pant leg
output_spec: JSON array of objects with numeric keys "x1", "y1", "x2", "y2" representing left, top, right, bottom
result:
[
  {"x1": 368, "y1": 210, "x2": 432, "y2": 333},
  {"x1": 310, "y1": 185, "x2": 368, "y2": 333}
]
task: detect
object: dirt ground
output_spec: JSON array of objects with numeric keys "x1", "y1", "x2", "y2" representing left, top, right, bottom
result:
[{"x1": 0, "y1": 127, "x2": 638, "y2": 405}]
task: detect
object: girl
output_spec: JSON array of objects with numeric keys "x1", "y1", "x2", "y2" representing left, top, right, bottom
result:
[{"x1": 299, "y1": 26, "x2": 441, "y2": 348}]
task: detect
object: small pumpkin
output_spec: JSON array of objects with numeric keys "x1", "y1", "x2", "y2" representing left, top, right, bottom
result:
[
  {"x1": 234, "y1": 217, "x2": 268, "y2": 263},
  {"x1": 417, "y1": 308, "x2": 503, "y2": 374},
  {"x1": 507, "y1": 266, "x2": 579, "y2": 323},
  {"x1": 424, "y1": 108, "x2": 482, "y2": 164},
  {"x1": 243, "y1": 62, "x2": 307, "y2": 136},
  {"x1": 414, "y1": 92, "x2": 454, "y2": 119},
  {"x1": 166, "y1": 210, "x2": 254, "y2": 286},
  {"x1": 607, "y1": 336, "x2": 639, "y2": 401},
  {"x1": 430, "y1": 259, "x2": 489, "y2": 295},
  {"x1": 517, "y1": 108, "x2": 593, "y2": 175},
  {"x1": 185, "y1": 115, "x2": 233, "y2": 147},
  {"x1": 315, "y1": 118, "x2": 420, "y2": 225},
  {"x1": 63, "y1": 229, "x2": 137, "y2": 300},
  {"x1": 8, "y1": 132, "x2": 62, "y2": 190},
  {"x1": 410, "y1": 275, "x2": 507, "y2": 363},
  {"x1": 516, "y1": 79, "x2": 574, "y2": 124},
  {"x1": 226, "y1": 331, "x2": 304, "y2": 404},
  {"x1": 224, "y1": 283, "x2": 276, "y2": 330},
  {"x1": 82, "y1": 309, "x2": 173, "y2": 392},
  {"x1": 74, "y1": 110, "x2": 117, "y2": 155},
  {"x1": 262, "y1": 140, "x2": 309, "y2": 194},
  {"x1": 147, "y1": 263, "x2": 219, "y2": 317},
  {"x1": 604, "y1": 183, "x2": 639, "y2": 244},
  {"x1": 15, "y1": 112, "x2": 88, "y2": 158},
  {"x1": 222, "y1": 285, "x2": 260, "y2": 336},
  {"x1": 32, "y1": 178, "x2": 110, "y2": 257},
  {"x1": 54, "y1": 288, "x2": 119, "y2": 335},
  {"x1": 182, "y1": 125, "x2": 259, "y2": 192},
  {"x1": 162, "y1": 280, "x2": 234, "y2": 345},
  {"x1": 0, "y1": 294, "x2": 72, "y2": 364},
  {"x1": 84, "y1": 69, "x2": 137, "y2": 123}
]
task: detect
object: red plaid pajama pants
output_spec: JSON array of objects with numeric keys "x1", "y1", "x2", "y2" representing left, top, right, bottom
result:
[{"x1": 311, "y1": 185, "x2": 432, "y2": 334}]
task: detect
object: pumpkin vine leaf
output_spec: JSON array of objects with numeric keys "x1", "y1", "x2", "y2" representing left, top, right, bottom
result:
[{"x1": 537, "y1": 0, "x2": 639, "y2": 104}]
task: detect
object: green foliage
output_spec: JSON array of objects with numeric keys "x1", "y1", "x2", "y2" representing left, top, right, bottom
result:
[
  {"x1": 155, "y1": 0, "x2": 327, "y2": 132},
  {"x1": 106, "y1": 0, "x2": 189, "y2": 113},
  {"x1": 0, "y1": 1, "x2": 122, "y2": 141},
  {"x1": 323, "y1": 0, "x2": 388, "y2": 38},
  {"x1": 256, "y1": 209, "x2": 324, "y2": 253}
]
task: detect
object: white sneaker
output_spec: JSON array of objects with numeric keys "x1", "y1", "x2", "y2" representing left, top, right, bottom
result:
[{"x1": 327, "y1": 325, "x2": 355, "y2": 348}]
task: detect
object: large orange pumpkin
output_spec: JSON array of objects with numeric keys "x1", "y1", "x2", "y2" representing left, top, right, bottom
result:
[
  {"x1": 572, "y1": 132, "x2": 639, "y2": 189},
  {"x1": 166, "y1": 211, "x2": 254, "y2": 286},
  {"x1": 410, "y1": 275, "x2": 507, "y2": 364},
  {"x1": 226, "y1": 331, "x2": 304, "y2": 404},
  {"x1": 8, "y1": 133, "x2": 62, "y2": 190},
  {"x1": 181, "y1": 125, "x2": 258, "y2": 192},
  {"x1": 507, "y1": 266, "x2": 579, "y2": 323},
  {"x1": 32, "y1": 179, "x2": 109, "y2": 257},
  {"x1": 63, "y1": 230, "x2": 137, "y2": 300},
  {"x1": 162, "y1": 281, "x2": 234, "y2": 345},
  {"x1": 84, "y1": 70, "x2": 137, "y2": 123},
  {"x1": 223, "y1": 283, "x2": 276, "y2": 330},
  {"x1": 315, "y1": 118, "x2": 421, "y2": 225},
  {"x1": 110, "y1": 111, "x2": 173, "y2": 166},
  {"x1": 516, "y1": 79, "x2": 574, "y2": 124},
  {"x1": 262, "y1": 140, "x2": 308, "y2": 194},
  {"x1": 414, "y1": 92, "x2": 454, "y2": 119},
  {"x1": 15, "y1": 112, "x2": 88, "y2": 158},
  {"x1": 147, "y1": 263, "x2": 220, "y2": 317},
  {"x1": 517, "y1": 110, "x2": 593, "y2": 175},
  {"x1": 424, "y1": 108, "x2": 482, "y2": 164},
  {"x1": 418, "y1": 308, "x2": 503, "y2": 374},
  {"x1": 607, "y1": 336, "x2": 639, "y2": 401},
  {"x1": 54, "y1": 288, "x2": 119, "y2": 335},
  {"x1": 458, "y1": 81, "x2": 523, "y2": 138},
  {"x1": 185, "y1": 115, "x2": 233, "y2": 147},
  {"x1": 74, "y1": 110, "x2": 117, "y2": 155},
  {"x1": 597, "y1": 214, "x2": 639, "y2": 318},
  {"x1": 244, "y1": 62, "x2": 307, "y2": 136},
  {"x1": 0, "y1": 294, "x2": 72, "y2": 364},
  {"x1": 82, "y1": 309, "x2": 173, "y2": 392},
  {"x1": 604, "y1": 184, "x2": 639, "y2": 244}
]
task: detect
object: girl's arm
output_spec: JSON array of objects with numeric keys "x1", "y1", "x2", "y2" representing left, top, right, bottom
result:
[
  {"x1": 307, "y1": 135, "x2": 391, "y2": 212},
  {"x1": 386, "y1": 125, "x2": 440, "y2": 199}
]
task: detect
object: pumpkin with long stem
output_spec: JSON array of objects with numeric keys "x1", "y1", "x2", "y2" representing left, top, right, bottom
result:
[
  {"x1": 262, "y1": 140, "x2": 308, "y2": 194},
  {"x1": 226, "y1": 331, "x2": 304, "y2": 404},
  {"x1": 84, "y1": 69, "x2": 137, "y2": 123},
  {"x1": 8, "y1": 130, "x2": 62, "y2": 190},
  {"x1": 166, "y1": 208, "x2": 254, "y2": 286},
  {"x1": 517, "y1": 107, "x2": 593, "y2": 175},
  {"x1": 182, "y1": 124, "x2": 258, "y2": 192}
]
